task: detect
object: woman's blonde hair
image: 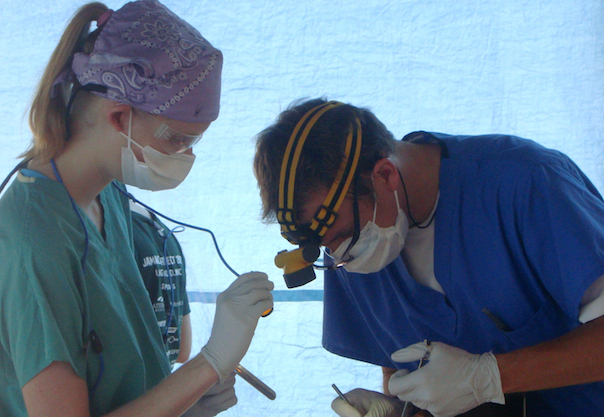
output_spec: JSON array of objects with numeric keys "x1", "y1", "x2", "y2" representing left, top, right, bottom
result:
[{"x1": 23, "y1": 2, "x2": 108, "y2": 162}]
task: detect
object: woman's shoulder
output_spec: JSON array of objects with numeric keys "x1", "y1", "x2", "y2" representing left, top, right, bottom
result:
[{"x1": 0, "y1": 175, "x2": 78, "y2": 253}]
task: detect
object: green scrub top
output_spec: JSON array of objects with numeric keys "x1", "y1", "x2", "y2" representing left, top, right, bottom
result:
[{"x1": 0, "y1": 173, "x2": 171, "y2": 416}]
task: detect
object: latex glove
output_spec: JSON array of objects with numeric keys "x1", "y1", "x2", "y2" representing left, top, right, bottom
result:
[
  {"x1": 388, "y1": 341, "x2": 504, "y2": 417},
  {"x1": 331, "y1": 388, "x2": 408, "y2": 417},
  {"x1": 201, "y1": 272, "x2": 274, "y2": 380},
  {"x1": 183, "y1": 374, "x2": 237, "y2": 417}
]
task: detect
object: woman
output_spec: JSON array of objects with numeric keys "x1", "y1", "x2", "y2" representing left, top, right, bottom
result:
[{"x1": 0, "y1": 1, "x2": 273, "y2": 416}]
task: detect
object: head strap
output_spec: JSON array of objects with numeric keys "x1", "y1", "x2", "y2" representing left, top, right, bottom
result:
[{"x1": 277, "y1": 101, "x2": 363, "y2": 245}]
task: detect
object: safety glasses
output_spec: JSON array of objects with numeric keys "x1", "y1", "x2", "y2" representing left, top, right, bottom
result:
[{"x1": 154, "y1": 123, "x2": 203, "y2": 154}]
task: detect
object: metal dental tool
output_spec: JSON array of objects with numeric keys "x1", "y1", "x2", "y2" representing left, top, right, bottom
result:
[
  {"x1": 235, "y1": 364, "x2": 276, "y2": 400},
  {"x1": 401, "y1": 340, "x2": 431, "y2": 417},
  {"x1": 332, "y1": 383, "x2": 353, "y2": 407}
]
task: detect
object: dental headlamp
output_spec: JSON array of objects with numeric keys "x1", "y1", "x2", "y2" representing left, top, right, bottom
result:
[{"x1": 274, "y1": 101, "x2": 362, "y2": 288}]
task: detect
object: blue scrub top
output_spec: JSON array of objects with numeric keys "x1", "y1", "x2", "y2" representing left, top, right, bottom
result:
[{"x1": 323, "y1": 132, "x2": 604, "y2": 416}]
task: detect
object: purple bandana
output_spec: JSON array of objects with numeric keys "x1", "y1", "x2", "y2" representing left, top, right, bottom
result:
[{"x1": 65, "y1": 0, "x2": 222, "y2": 123}]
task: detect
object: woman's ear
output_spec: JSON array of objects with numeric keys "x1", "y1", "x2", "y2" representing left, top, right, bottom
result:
[
  {"x1": 372, "y1": 158, "x2": 400, "y2": 193},
  {"x1": 106, "y1": 103, "x2": 132, "y2": 134}
]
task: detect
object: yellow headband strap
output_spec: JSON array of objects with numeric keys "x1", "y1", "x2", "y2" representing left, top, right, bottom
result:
[
  {"x1": 278, "y1": 101, "x2": 341, "y2": 217},
  {"x1": 310, "y1": 116, "x2": 362, "y2": 237},
  {"x1": 277, "y1": 101, "x2": 362, "y2": 241}
]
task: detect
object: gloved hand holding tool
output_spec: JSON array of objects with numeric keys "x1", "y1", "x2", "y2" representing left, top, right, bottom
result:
[
  {"x1": 388, "y1": 341, "x2": 505, "y2": 417},
  {"x1": 183, "y1": 374, "x2": 238, "y2": 417},
  {"x1": 201, "y1": 272, "x2": 274, "y2": 381},
  {"x1": 331, "y1": 387, "x2": 409, "y2": 417}
]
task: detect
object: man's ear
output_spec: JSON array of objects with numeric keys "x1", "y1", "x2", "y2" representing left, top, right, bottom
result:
[
  {"x1": 372, "y1": 158, "x2": 400, "y2": 193},
  {"x1": 106, "y1": 104, "x2": 132, "y2": 134}
]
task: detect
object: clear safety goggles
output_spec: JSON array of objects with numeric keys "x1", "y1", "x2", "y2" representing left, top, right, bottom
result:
[{"x1": 154, "y1": 123, "x2": 203, "y2": 154}]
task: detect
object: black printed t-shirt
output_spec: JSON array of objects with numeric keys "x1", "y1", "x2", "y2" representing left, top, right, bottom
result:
[{"x1": 131, "y1": 210, "x2": 190, "y2": 366}]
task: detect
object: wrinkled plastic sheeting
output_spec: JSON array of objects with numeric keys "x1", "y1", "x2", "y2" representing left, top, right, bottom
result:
[{"x1": 1, "y1": 0, "x2": 603, "y2": 416}]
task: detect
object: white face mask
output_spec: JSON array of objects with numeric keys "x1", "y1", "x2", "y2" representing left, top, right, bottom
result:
[
  {"x1": 119, "y1": 112, "x2": 195, "y2": 191},
  {"x1": 330, "y1": 190, "x2": 409, "y2": 274}
]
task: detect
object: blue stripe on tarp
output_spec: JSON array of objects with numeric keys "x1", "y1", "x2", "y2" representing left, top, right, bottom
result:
[{"x1": 188, "y1": 289, "x2": 324, "y2": 303}]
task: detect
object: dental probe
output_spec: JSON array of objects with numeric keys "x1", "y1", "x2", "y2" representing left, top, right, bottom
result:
[
  {"x1": 401, "y1": 340, "x2": 431, "y2": 417},
  {"x1": 235, "y1": 364, "x2": 277, "y2": 400},
  {"x1": 332, "y1": 383, "x2": 353, "y2": 407}
]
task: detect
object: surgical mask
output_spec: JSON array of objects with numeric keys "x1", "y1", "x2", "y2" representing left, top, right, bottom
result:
[
  {"x1": 119, "y1": 112, "x2": 195, "y2": 191},
  {"x1": 330, "y1": 190, "x2": 409, "y2": 274}
]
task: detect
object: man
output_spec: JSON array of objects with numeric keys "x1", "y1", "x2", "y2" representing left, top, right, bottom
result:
[{"x1": 253, "y1": 98, "x2": 604, "y2": 417}]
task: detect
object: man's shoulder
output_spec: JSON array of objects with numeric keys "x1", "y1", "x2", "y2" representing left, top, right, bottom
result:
[{"x1": 407, "y1": 132, "x2": 573, "y2": 174}]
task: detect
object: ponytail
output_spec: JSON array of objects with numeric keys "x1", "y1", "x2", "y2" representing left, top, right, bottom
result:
[{"x1": 23, "y1": 2, "x2": 108, "y2": 162}]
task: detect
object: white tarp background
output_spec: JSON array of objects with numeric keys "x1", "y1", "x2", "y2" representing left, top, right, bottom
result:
[{"x1": 1, "y1": 0, "x2": 603, "y2": 416}]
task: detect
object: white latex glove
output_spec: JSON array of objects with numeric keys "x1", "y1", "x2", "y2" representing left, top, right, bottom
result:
[
  {"x1": 331, "y1": 388, "x2": 407, "y2": 417},
  {"x1": 183, "y1": 374, "x2": 237, "y2": 417},
  {"x1": 201, "y1": 272, "x2": 274, "y2": 380},
  {"x1": 388, "y1": 341, "x2": 505, "y2": 417}
]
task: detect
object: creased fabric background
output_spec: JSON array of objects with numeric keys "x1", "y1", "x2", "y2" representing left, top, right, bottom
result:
[{"x1": 1, "y1": 1, "x2": 603, "y2": 415}]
